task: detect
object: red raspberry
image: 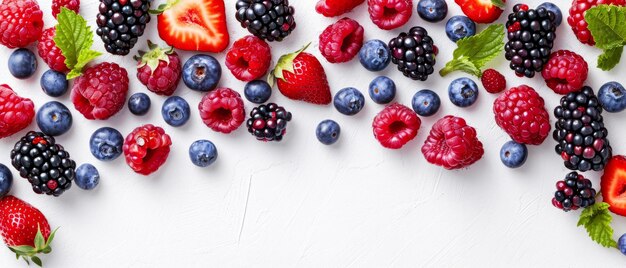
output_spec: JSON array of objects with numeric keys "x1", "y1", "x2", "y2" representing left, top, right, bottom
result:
[
  {"x1": 316, "y1": 0, "x2": 365, "y2": 17},
  {"x1": 568, "y1": 0, "x2": 626, "y2": 46},
  {"x1": 198, "y1": 88, "x2": 246, "y2": 134},
  {"x1": 135, "y1": 42, "x2": 181, "y2": 96},
  {"x1": 493, "y1": 85, "x2": 551, "y2": 145},
  {"x1": 0, "y1": 0, "x2": 44, "y2": 48},
  {"x1": 71, "y1": 62, "x2": 129, "y2": 120},
  {"x1": 422, "y1": 116, "x2": 484, "y2": 170},
  {"x1": 0, "y1": 84, "x2": 35, "y2": 139},
  {"x1": 225, "y1": 35, "x2": 271, "y2": 82},
  {"x1": 319, "y1": 17, "x2": 364, "y2": 63},
  {"x1": 541, "y1": 50, "x2": 588, "y2": 95},
  {"x1": 367, "y1": 0, "x2": 412, "y2": 30},
  {"x1": 52, "y1": 0, "x2": 79, "y2": 18},
  {"x1": 372, "y1": 103, "x2": 421, "y2": 149},
  {"x1": 481, "y1": 69, "x2": 506, "y2": 94},
  {"x1": 37, "y1": 27, "x2": 69, "y2": 73},
  {"x1": 123, "y1": 124, "x2": 172, "y2": 175}
]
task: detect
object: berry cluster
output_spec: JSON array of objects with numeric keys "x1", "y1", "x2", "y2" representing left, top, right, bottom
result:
[
  {"x1": 246, "y1": 103, "x2": 292, "y2": 142},
  {"x1": 388, "y1": 26, "x2": 436, "y2": 81},
  {"x1": 95, "y1": 0, "x2": 151, "y2": 55},
  {"x1": 552, "y1": 172, "x2": 596, "y2": 212},
  {"x1": 235, "y1": 0, "x2": 296, "y2": 42}
]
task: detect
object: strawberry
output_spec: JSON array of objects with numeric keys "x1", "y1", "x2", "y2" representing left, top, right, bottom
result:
[
  {"x1": 455, "y1": 0, "x2": 505, "y2": 24},
  {"x1": 269, "y1": 44, "x2": 332, "y2": 105},
  {"x1": 153, "y1": 0, "x2": 229, "y2": 52},
  {"x1": 601, "y1": 155, "x2": 626, "y2": 216},
  {"x1": 0, "y1": 195, "x2": 57, "y2": 266}
]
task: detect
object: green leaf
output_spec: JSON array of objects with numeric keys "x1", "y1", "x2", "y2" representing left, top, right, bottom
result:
[
  {"x1": 9, "y1": 245, "x2": 36, "y2": 255},
  {"x1": 31, "y1": 256, "x2": 42, "y2": 267},
  {"x1": 45, "y1": 227, "x2": 59, "y2": 247},
  {"x1": 585, "y1": 5, "x2": 626, "y2": 50},
  {"x1": 439, "y1": 24, "x2": 504, "y2": 77},
  {"x1": 34, "y1": 227, "x2": 45, "y2": 250},
  {"x1": 598, "y1": 46, "x2": 623, "y2": 71},
  {"x1": 491, "y1": 0, "x2": 505, "y2": 9},
  {"x1": 271, "y1": 43, "x2": 310, "y2": 81},
  {"x1": 577, "y1": 202, "x2": 618, "y2": 248},
  {"x1": 54, "y1": 7, "x2": 101, "y2": 79}
]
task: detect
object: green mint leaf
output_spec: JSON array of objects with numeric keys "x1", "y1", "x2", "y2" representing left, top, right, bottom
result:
[
  {"x1": 598, "y1": 46, "x2": 623, "y2": 71},
  {"x1": 439, "y1": 24, "x2": 504, "y2": 77},
  {"x1": 577, "y1": 202, "x2": 618, "y2": 248},
  {"x1": 585, "y1": 5, "x2": 626, "y2": 50},
  {"x1": 31, "y1": 256, "x2": 42, "y2": 267},
  {"x1": 54, "y1": 7, "x2": 101, "y2": 79}
]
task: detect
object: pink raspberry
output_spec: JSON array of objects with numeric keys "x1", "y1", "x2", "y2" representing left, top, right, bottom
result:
[
  {"x1": 52, "y1": 0, "x2": 79, "y2": 18},
  {"x1": 542, "y1": 50, "x2": 588, "y2": 95},
  {"x1": 421, "y1": 116, "x2": 484, "y2": 170},
  {"x1": 0, "y1": 0, "x2": 44, "y2": 48},
  {"x1": 123, "y1": 124, "x2": 172, "y2": 175},
  {"x1": 198, "y1": 88, "x2": 246, "y2": 134},
  {"x1": 493, "y1": 85, "x2": 551, "y2": 145},
  {"x1": 135, "y1": 42, "x2": 181, "y2": 96},
  {"x1": 319, "y1": 17, "x2": 364, "y2": 63},
  {"x1": 71, "y1": 62, "x2": 129, "y2": 120},
  {"x1": 37, "y1": 27, "x2": 69, "y2": 73},
  {"x1": 372, "y1": 103, "x2": 421, "y2": 149},
  {"x1": 0, "y1": 84, "x2": 35, "y2": 139},
  {"x1": 367, "y1": 0, "x2": 412, "y2": 30},
  {"x1": 225, "y1": 35, "x2": 272, "y2": 81}
]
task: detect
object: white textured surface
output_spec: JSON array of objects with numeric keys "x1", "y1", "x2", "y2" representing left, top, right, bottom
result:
[{"x1": 1, "y1": 0, "x2": 626, "y2": 267}]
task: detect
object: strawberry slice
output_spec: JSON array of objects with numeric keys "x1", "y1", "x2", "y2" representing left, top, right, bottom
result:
[
  {"x1": 153, "y1": 0, "x2": 229, "y2": 52},
  {"x1": 601, "y1": 155, "x2": 626, "y2": 216},
  {"x1": 454, "y1": 0, "x2": 505, "y2": 24}
]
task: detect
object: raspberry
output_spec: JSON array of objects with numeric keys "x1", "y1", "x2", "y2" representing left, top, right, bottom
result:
[
  {"x1": 493, "y1": 85, "x2": 551, "y2": 145},
  {"x1": 71, "y1": 62, "x2": 129, "y2": 120},
  {"x1": 481, "y1": 69, "x2": 506, "y2": 94},
  {"x1": 37, "y1": 27, "x2": 69, "y2": 73},
  {"x1": 198, "y1": 88, "x2": 246, "y2": 134},
  {"x1": 372, "y1": 103, "x2": 421, "y2": 149},
  {"x1": 0, "y1": 85, "x2": 35, "y2": 139},
  {"x1": 367, "y1": 0, "x2": 412, "y2": 30},
  {"x1": 225, "y1": 35, "x2": 271, "y2": 81},
  {"x1": 52, "y1": 0, "x2": 79, "y2": 18},
  {"x1": 319, "y1": 18, "x2": 364, "y2": 63},
  {"x1": 568, "y1": 0, "x2": 626, "y2": 46},
  {"x1": 316, "y1": 0, "x2": 365, "y2": 17},
  {"x1": 552, "y1": 172, "x2": 596, "y2": 211},
  {"x1": 135, "y1": 41, "x2": 181, "y2": 96},
  {"x1": 421, "y1": 115, "x2": 484, "y2": 170},
  {"x1": 541, "y1": 50, "x2": 588, "y2": 95},
  {"x1": 0, "y1": 0, "x2": 44, "y2": 48},
  {"x1": 122, "y1": 124, "x2": 172, "y2": 175}
]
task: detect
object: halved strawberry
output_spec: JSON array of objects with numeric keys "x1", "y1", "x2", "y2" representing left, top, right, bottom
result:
[
  {"x1": 455, "y1": 0, "x2": 505, "y2": 24},
  {"x1": 601, "y1": 155, "x2": 626, "y2": 216},
  {"x1": 153, "y1": 0, "x2": 229, "y2": 52}
]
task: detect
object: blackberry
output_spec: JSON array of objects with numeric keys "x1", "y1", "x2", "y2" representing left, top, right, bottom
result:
[
  {"x1": 10, "y1": 131, "x2": 76, "y2": 196},
  {"x1": 552, "y1": 172, "x2": 596, "y2": 212},
  {"x1": 388, "y1": 26, "x2": 436, "y2": 81},
  {"x1": 553, "y1": 87, "x2": 612, "y2": 172},
  {"x1": 246, "y1": 103, "x2": 292, "y2": 141},
  {"x1": 95, "y1": 0, "x2": 151, "y2": 55},
  {"x1": 504, "y1": 4, "x2": 557, "y2": 78},
  {"x1": 235, "y1": 0, "x2": 296, "y2": 42}
]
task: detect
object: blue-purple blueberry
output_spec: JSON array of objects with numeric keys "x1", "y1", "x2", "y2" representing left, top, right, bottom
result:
[
  {"x1": 244, "y1": 80, "x2": 272, "y2": 104},
  {"x1": 8, "y1": 48, "x2": 37, "y2": 79},
  {"x1": 189, "y1": 140, "x2": 218, "y2": 167},
  {"x1": 36, "y1": 101, "x2": 73, "y2": 136},
  {"x1": 89, "y1": 127, "x2": 124, "y2": 161},
  {"x1": 598, "y1": 81, "x2": 626, "y2": 113},
  {"x1": 40, "y1": 70, "x2": 68, "y2": 97},
  {"x1": 358, "y1": 39, "x2": 391, "y2": 72},
  {"x1": 182, "y1": 54, "x2": 221, "y2": 92},
  {"x1": 445, "y1": 16, "x2": 476, "y2": 42},
  {"x1": 417, "y1": 0, "x2": 448, "y2": 22},
  {"x1": 500, "y1": 141, "x2": 528, "y2": 168},
  {"x1": 448, "y1": 77, "x2": 479, "y2": 107},
  {"x1": 412, "y1": 89, "x2": 440, "y2": 116},
  {"x1": 128, "y1": 92, "x2": 151, "y2": 116},
  {"x1": 316, "y1": 120, "x2": 341, "y2": 145},
  {"x1": 334, "y1": 87, "x2": 365, "y2": 116},
  {"x1": 162, "y1": 96, "x2": 190, "y2": 127},
  {"x1": 75, "y1": 164, "x2": 100, "y2": 190},
  {"x1": 368, "y1": 76, "x2": 396, "y2": 104},
  {"x1": 0, "y1": 164, "x2": 12, "y2": 198}
]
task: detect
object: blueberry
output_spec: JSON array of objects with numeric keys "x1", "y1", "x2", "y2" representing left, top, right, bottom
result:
[
  {"x1": 244, "y1": 80, "x2": 272, "y2": 104},
  {"x1": 8, "y1": 48, "x2": 37, "y2": 79},
  {"x1": 182, "y1": 54, "x2": 221, "y2": 91},
  {"x1": 40, "y1": 70, "x2": 68, "y2": 97},
  {"x1": 358, "y1": 40, "x2": 391, "y2": 72},
  {"x1": 316, "y1": 120, "x2": 341, "y2": 145},
  {"x1": 36, "y1": 101, "x2": 73, "y2": 136},
  {"x1": 162, "y1": 96, "x2": 190, "y2": 127},
  {"x1": 538, "y1": 2, "x2": 562, "y2": 27},
  {"x1": 500, "y1": 141, "x2": 528, "y2": 168},
  {"x1": 619, "y1": 233, "x2": 626, "y2": 255},
  {"x1": 189, "y1": 140, "x2": 218, "y2": 167},
  {"x1": 90, "y1": 127, "x2": 124, "y2": 161},
  {"x1": 412, "y1": 89, "x2": 441, "y2": 116},
  {"x1": 448, "y1": 77, "x2": 479, "y2": 107},
  {"x1": 368, "y1": 76, "x2": 396, "y2": 104},
  {"x1": 75, "y1": 163, "x2": 100, "y2": 190},
  {"x1": 417, "y1": 0, "x2": 448, "y2": 22},
  {"x1": 128, "y1": 92, "x2": 151, "y2": 115},
  {"x1": 445, "y1": 16, "x2": 476, "y2": 42},
  {"x1": 334, "y1": 87, "x2": 365, "y2": 116},
  {"x1": 598, "y1": 81, "x2": 626, "y2": 113},
  {"x1": 0, "y1": 164, "x2": 12, "y2": 198}
]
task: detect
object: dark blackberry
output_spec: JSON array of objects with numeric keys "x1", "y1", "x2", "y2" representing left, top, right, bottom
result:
[
  {"x1": 235, "y1": 0, "x2": 296, "y2": 42},
  {"x1": 388, "y1": 26, "x2": 436, "y2": 81},
  {"x1": 95, "y1": 0, "x2": 151, "y2": 55},
  {"x1": 552, "y1": 172, "x2": 596, "y2": 211},
  {"x1": 246, "y1": 103, "x2": 292, "y2": 142},
  {"x1": 10, "y1": 131, "x2": 76, "y2": 197},
  {"x1": 553, "y1": 87, "x2": 612, "y2": 172},
  {"x1": 504, "y1": 4, "x2": 557, "y2": 78}
]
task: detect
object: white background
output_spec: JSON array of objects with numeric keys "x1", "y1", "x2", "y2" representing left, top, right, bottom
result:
[{"x1": 0, "y1": 0, "x2": 625, "y2": 267}]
